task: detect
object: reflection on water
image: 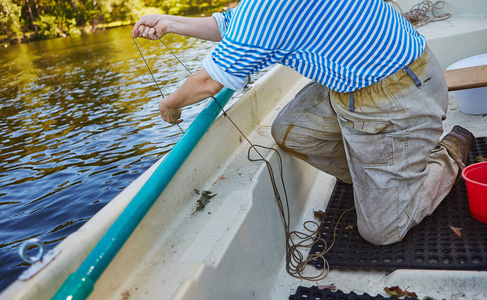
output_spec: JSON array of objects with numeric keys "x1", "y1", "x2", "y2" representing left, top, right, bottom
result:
[{"x1": 0, "y1": 26, "x2": 222, "y2": 291}]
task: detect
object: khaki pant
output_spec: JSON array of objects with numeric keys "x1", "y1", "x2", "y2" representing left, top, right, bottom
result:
[{"x1": 271, "y1": 46, "x2": 458, "y2": 245}]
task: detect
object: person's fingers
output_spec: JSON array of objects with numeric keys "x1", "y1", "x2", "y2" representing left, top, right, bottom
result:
[
  {"x1": 170, "y1": 119, "x2": 183, "y2": 125},
  {"x1": 142, "y1": 26, "x2": 151, "y2": 39},
  {"x1": 160, "y1": 111, "x2": 171, "y2": 123},
  {"x1": 137, "y1": 25, "x2": 146, "y2": 38},
  {"x1": 160, "y1": 107, "x2": 182, "y2": 124},
  {"x1": 131, "y1": 20, "x2": 143, "y2": 37},
  {"x1": 148, "y1": 28, "x2": 156, "y2": 40},
  {"x1": 138, "y1": 24, "x2": 147, "y2": 38},
  {"x1": 132, "y1": 15, "x2": 166, "y2": 39},
  {"x1": 170, "y1": 110, "x2": 182, "y2": 124},
  {"x1": 162, "y1": 116, "x2": 182, "y2": 124}
]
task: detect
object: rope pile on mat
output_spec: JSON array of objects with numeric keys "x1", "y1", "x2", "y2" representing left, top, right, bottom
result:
[
  {"x1": 247, "y1": 144, "x2": 355, "y2": 281},
  {"x1": 388, "y1": 0, "x2": 451, "y2": 27}
]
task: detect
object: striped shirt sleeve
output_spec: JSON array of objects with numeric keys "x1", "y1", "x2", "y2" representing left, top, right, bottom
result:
[
  {"x1": 212, "y1": 9, "x2": 234, "y2": 38},
  {"x1": 208, "y1": 8, "x2": 248, "y2": 89},
  {"x1": 203, "y1": 52, "x2": 249, "y2": 90},
  {"x1": 205, "y1": 3, "x2": 288, "y2": 90}
]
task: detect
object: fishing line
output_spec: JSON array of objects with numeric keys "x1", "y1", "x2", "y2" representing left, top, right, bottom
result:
[
  {"x1": 140, "y1": 36, "x2": 350, "y2": 281},
  {"x1": 132, "y1": 37, "x2": 184, "y2": 134},
  {"x1": 158, "y1": 38, "x2": 193, "y2": 75}
]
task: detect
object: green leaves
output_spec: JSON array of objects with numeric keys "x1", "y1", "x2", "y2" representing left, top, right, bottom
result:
[
  {"x1": 0, "y1": 0, "x2": 22, "y2": 40},
  {"x1": 1, "y1": 0, "x2": 237, "y2": 44}
]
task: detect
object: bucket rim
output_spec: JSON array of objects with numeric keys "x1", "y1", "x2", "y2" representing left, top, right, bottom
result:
[{"x1": 462, "y1": 161, "x2": 487, "y2": 187}]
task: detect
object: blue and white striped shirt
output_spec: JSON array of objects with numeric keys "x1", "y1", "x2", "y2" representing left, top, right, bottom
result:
[{"x1": 202, "y1": 0, "x2": 426, "y2": 93}]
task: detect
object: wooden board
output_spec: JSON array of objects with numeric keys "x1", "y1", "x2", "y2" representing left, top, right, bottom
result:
[{"x1": 443, "y1": 65, "x2": 487, "y2": 91}]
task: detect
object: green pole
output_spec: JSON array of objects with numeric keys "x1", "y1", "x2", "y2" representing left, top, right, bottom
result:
[{"x1": 52, "y1": 88, "x2": 235, "y2": 300}]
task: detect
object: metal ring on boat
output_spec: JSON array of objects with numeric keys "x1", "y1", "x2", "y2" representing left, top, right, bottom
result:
[{"x1": 19, "y1": 238, "x2": 46, "y2": 264}]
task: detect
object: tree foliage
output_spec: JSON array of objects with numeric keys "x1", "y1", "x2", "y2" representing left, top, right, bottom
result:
[
  {"x1": 1, "y1": 0, "x2": 237, "y2": 44},
  {"x1": 0, "y1": 0, "x2": 22, "y2": 41}
]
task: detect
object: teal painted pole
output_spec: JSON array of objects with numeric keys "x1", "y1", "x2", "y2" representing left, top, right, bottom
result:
[{"x1": 52, "y1": 88, "x2": 235, "y2": 300}]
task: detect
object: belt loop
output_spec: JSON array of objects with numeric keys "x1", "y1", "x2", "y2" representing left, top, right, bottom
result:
[
  {"x1": 348, "y1": 92, "x2": 355, "y2": 112},
  {"x1": 403, "y1": 66, "x2": 422, "y2": 88}
]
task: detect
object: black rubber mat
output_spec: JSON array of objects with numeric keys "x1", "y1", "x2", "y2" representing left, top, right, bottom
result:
[
  {"x1": 289, "y1": 286, "x2": 400, "y2": 300},
  {"x1": 308, "y1": 137, "x2": 487, "y2": 271}
]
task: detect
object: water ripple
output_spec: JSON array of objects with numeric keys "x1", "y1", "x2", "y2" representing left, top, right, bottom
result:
[{"x1": 0, "y1": 26, "x2": 217, "y2": 291}]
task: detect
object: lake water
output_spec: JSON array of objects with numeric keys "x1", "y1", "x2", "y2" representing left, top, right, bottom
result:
[{"x1": 0, "y1": 26, "x2": 260, "y2": 292}]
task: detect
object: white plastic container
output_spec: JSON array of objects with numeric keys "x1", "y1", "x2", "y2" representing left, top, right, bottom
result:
[{"x1": 446, "y1": 53, "x2": 487, "y2": 115}]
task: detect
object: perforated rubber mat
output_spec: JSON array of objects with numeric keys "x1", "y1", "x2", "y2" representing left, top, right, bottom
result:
[
  {"x1": 308, "y1": 137, "x2": 487, "y2": 271},
  {"x1": 289, "y1": 286, "x2": 399, "y2": 300}
]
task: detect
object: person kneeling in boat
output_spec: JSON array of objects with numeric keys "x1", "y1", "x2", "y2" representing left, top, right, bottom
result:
[{"x1": 131, "y1": 0, "x2": 474, "y2": 246}]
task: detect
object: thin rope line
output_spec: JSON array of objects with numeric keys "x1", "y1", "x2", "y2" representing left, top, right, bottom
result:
[
  {"x1": 132, "y1": 37, "x2": 167, "y2": 99},
  {"x1": 206, "y1": 86, "x2": 337, "y2": 281},
  {"x1": 132, "y1": 37, "x2": 184, "y2": 134},
  {"x1": 159, "y1": 38, "x2": 193, "y2": 75}
]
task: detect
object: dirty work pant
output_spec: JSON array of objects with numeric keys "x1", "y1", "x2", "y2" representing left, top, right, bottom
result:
[{"x1": 271, "y1": 46, "x2": 458, "y2": 245}]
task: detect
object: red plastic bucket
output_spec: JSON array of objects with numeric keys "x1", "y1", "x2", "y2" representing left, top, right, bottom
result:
[{"x1": 462, "y1": 161, "x2": 487, "y2": 224}]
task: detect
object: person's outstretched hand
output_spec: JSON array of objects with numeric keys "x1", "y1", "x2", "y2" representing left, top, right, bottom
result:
[
  {"x1": 132, "y1": 14, "x2": 170, "y2": 40},
  {"x1": 159, "y1": 100, "x2": 183, "y2": 124}
]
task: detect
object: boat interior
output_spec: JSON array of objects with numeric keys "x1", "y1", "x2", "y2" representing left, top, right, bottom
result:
[{"x1": 2, "y1": 1, "x2": 487, "y2": 299}]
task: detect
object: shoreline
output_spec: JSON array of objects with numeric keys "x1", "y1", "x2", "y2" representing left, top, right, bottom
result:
[{"x1": 1, "y1": 2, "x2": 239, "y2": 48}]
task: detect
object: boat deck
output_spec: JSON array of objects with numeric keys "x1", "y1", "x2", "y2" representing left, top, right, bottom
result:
[{"x1": 105, "y1": 73, "x2": 487, "y2": 300}]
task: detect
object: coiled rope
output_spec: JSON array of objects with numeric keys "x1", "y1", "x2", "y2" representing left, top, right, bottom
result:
[{"x1": 388, "y1": 0, "x2": 451, "y2": 28}]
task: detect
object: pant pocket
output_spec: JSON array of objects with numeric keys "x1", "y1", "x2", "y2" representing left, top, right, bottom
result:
[{"x1": 340, "y1": 117, "x2": 395, "y2": 167}]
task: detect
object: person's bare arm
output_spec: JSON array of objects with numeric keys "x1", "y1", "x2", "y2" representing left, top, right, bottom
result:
[
  {"x1": 132, "y1": 14, "x2": 225, "y2": 123},
  {"x1": 132, "y1": 14, "x2": 222, "y2": 42},
  {"x1": 159, "y1": 69, "x2": 224, "y2": 124}
]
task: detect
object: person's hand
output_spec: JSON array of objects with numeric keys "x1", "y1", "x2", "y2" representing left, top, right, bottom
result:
[
  {"x1": 132, "y1": 14, "x2": 170, "y2": 40},
  {"x1": 159, "y1": 100, "x2": 182, "y2": 124}
]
